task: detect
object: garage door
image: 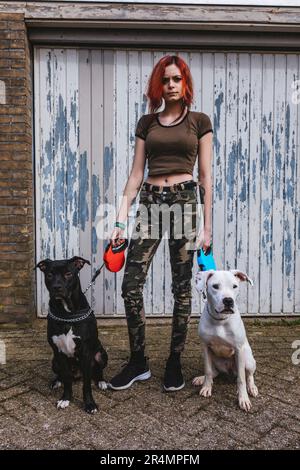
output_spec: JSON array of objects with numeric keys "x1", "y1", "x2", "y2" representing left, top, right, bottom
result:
[{"x1": 34, "y1": 47, "x2": 300, "y2": 316}]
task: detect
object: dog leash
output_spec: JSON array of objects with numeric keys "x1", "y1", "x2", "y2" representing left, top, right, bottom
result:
[
  {"x1": 83, "y1": 238, "x2": 128, "y2": 295},
  {"x1": 83, "y1": 262, "x2": 105, "y2": 295}
]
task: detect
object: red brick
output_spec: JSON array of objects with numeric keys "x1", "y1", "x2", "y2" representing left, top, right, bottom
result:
[{"x1": 0, "y1": 13, "x2": 34, "y2": 325}]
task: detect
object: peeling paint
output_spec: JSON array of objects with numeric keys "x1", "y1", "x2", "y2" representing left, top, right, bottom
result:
[
  {"x1": 242, "y1": 92, "x2": 248, "y2": 132},
  {"x1": 214, "y1": 91, "x2": 224, "y2": 199},
  {"x1": 42, "y1": 185, "x2": 53, "y2": 232},
  {"x1": 47, "y1": 51, "x2": 51, "y2": 88},
  {"x1": 285, "y1": 104, "x2": 295, "y2": 206},
  {"x1": 262, "y1": 111, "x2": 272, "y2": 134},
  {"x1": 53, "y1": 94, "x2": 67, "y2": 253},
  {"x1": 66, "y1": 141, "x2": 78, "y2": 227},
  {"x1": 104, "y1": 143, "x2": 114, "y2": 203},
  {"x1": 43, "y1": 138, "x2": 53, "y2": 179},
  {"x1": 238, "y1": 138, "x2": 247, "y2": 203},
  {"x1": 284, "y1": 219, "x2": 292, "y2": 277},
  {"x1": 92, "y1": 174, "x2": 101, "y2": 254},
  {"x1": 92, "y1": 174, "x2": 100, "y2": 221},
  {"x1": 262, "y1": 198, "x2": 272, "y2": 265},
  {"x1": 79, "y1": 151, "x2": 89, "y2": 231},
  {"x1": 55, "y1": 166, "x2": 66, "y2": 253},
  {"x1": 70, "y1": 91, "x2": 77, "y2": 135},
  {"x1": 142, "y1": 93, "x2": 147, "y2": 114},
  {"x1": 226, "y1": 141, "x2": 237, "y2": 215},
  {"x1": 274, "y1": 124, "x2": 282, "y2": 199},
  {"x1": 261, "y1": 140, "x2": 271, "y2": 189},
  {"x1": 92, "y1": 227, "x2": 98, "y2": 255},
  {"x1": 251, "y1": 159, "x2": 257, "y2": 200},
  {"x1": 214, "y1": 91, "x2": 224, "y2": 131},
  {"x1": 54, "y1": 95, "x2": 66, "y2": 146},
  {"x1": 215, "y1": 175, "x2": 223, "y2": 202},
  {"x1": 237, "y1": 239, "x2": 242, "y2": 257}
]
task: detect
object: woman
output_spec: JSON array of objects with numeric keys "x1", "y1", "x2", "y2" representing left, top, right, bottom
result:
[{"x1": 109, "y1": 55, "x2": 213, "y2": 392}]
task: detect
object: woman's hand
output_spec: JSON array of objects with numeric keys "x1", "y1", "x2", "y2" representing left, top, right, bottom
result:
[
  {"x1": 195, "y1": 227, "x2": 212, "y2": 252},
  {"x1": 110, "y1": 227, "x2": 125, "y2": 247}
]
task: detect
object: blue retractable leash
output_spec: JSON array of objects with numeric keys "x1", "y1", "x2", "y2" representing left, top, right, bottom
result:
[
  {"x1": 196, "y1": 185, "x2": 216, "y2": 271},
  {"x1": 197, "y1": 245, "x2": 216, "y2": 271},
  {"x1": 196, "y1": 245, "x2": 216, "y2": 301}
]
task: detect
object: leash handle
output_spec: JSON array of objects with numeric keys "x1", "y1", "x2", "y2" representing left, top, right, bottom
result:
[{"x1": 111, "y1": 238, "x2": 128, "y2": 254}]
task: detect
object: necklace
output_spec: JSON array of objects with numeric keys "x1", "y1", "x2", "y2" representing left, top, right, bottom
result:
[{"x1": 160, "y1": 105, "x2": 187, "y2": 126}]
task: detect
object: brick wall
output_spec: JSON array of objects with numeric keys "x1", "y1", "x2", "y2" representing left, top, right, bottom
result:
[{"x1": 0, "y1": 13, "x2": 35, "y2": 325}]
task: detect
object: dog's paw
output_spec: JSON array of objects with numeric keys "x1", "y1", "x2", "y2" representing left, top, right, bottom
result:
[
  {"x1": 199, "y1": 385, "x2": 212, "y2": 397},
  {"x1": 238, "y1": 394, "x2": 252, "y2": 412},
  {"x1": 192, "y1": 376, "x2": 205, "y2": 387},
  {"x1": 85, "y1": 402, "x2": 98, "y2": 414},
  {"x1": 98, "y1": 381, "x2": 107, "y2": 391},
  {"x1": 50, "y1": 379, "x2": 62, "y2": 390},
  {"x1": 56, "y1": 399, "x2": 70, "y2": 410},
  {"x1": 247, "y1": 383, "x2": 258, "y2": 397}
]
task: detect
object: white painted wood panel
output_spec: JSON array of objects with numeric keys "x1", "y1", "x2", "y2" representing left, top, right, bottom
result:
[
  {"x1": 260, "y1": 54, "x2": 274, "y2": 314},
  {"x1": 225, "y1": 53, "x2": 238, "y2": 275},
  {"x1": 91, "y1": 49, "x2": 104, "y2": 315},
  {"x1": 272, "y1": 55, "x2": 286, "y2": 313},
  {"x1": 34, "y1": 47, "x2": 300, "y2": 316},
  {"x1": 237, "y1": 53, "x2": 250, "y2": 313},
  {"x1": 115, "y1": 50, "x2": 128, "y2": 316},
  {"x1": 78, "y1": 49, "x2": 92, "y2": 308},
  {"x1": 284, "y1": 55, "x2": 298, "y2": 313},
  {"x1": 248, "y1": 54, "x2": 262, "y2": 314},
  {"x1": 295, "y1": 57, "x2": 300, "y2": 313}
]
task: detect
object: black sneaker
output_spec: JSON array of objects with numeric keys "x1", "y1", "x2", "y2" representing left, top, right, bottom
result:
[
  {"x1": 163, "y1": 353, "x2": 185, "y2": 392},
  {"x1": 108, "y1": 354, "x2": 151, "y2": 391}
]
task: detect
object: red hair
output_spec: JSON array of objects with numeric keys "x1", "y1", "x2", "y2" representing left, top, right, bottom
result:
[{"x1": 146, "y1": 55, "x2": 194, "y2": 113}]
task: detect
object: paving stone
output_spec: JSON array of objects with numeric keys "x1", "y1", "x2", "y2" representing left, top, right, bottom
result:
[
  {"x1": 252, "y1": 426, "x2": 300, "y2": 450},
  {"x1": 0, "y1": 321, "x2": 299, "y2": 449},
  {"x1": 0, "y1": 415, "x2": 49, "y2": 450},
  {"x1": 279, "y1": 417, "x2": 300, "y2": 435},
  {"x1": 0, "y1": 384, "x2": 30, "y2": 402}
]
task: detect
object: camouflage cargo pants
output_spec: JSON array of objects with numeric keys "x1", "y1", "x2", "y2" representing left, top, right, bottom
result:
[{"x1": 121, "y1": 182, "x2": 200, "y2": 354}]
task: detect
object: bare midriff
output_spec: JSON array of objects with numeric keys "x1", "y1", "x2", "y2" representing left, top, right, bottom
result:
[{"x1": 145, "y1": 172, "x2": 193, "y2": 186}]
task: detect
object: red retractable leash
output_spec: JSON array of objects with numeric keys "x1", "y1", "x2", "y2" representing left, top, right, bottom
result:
[
  {"x1": 103, "y1": 238, "x2": 129, "y2": 272},
  {"x1": 83, "y1": 238, "x2": 128, "y2": 294}
]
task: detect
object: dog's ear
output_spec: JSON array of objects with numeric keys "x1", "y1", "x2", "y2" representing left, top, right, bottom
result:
[
  {"x1": 69, "y1": 256, "x2": 91, "y2": 271},
  {"x1": 196, "y1": 269, "x2": 215, "y2": 299},
  {"x1": 230, "y1": 270, "x2": 253, "y2": 286},
  {"x1": 34, "y1": 259, "x2": 52, "y2": 272}
]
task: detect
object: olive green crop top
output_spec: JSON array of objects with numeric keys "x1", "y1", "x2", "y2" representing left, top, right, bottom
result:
[{"x1": 135, "y1": 110, "x2": 213, "y2": 176}]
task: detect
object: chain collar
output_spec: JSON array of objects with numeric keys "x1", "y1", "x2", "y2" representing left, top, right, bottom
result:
[{"x1": 48, "y1": 306, "x2": 94, "y2": 323}]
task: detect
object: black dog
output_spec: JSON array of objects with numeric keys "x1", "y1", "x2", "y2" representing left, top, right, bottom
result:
[{"x1": 35, "y1": 256, "x2": 108, "y2": 414}]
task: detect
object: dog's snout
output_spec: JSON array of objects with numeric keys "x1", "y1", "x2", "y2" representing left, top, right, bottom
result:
[
  {"x1": 51, "y1": 284, "x2": 64, "y2": 294},
  {"x1": 223, "y1": 297, "x2": 234, "y2": 308},
  {"x1": 52, "y1": 283, "x2": 63, "y2": 291}
]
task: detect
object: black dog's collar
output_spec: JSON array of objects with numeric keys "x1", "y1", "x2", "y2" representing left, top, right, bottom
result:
[{"x1": 48, "y1": 306, "x2": 94, "y2": 323}]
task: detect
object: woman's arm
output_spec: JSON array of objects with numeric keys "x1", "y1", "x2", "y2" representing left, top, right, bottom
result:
[
  {"x1": 110, "y1": 136, "x2": 146, "y2": 242},
  {"x1": 197, "y1": 132, "x2": 213, "y2": 249}
]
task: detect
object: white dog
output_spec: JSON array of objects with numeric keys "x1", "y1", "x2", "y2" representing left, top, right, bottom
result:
[{"x1": 193, "y1": 269, "x2": 258, "y2": 412}]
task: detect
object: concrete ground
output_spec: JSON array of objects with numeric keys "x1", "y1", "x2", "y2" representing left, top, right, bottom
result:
[{"x1": 0, "y1": 318, "x2": 300, "y2": 450}]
